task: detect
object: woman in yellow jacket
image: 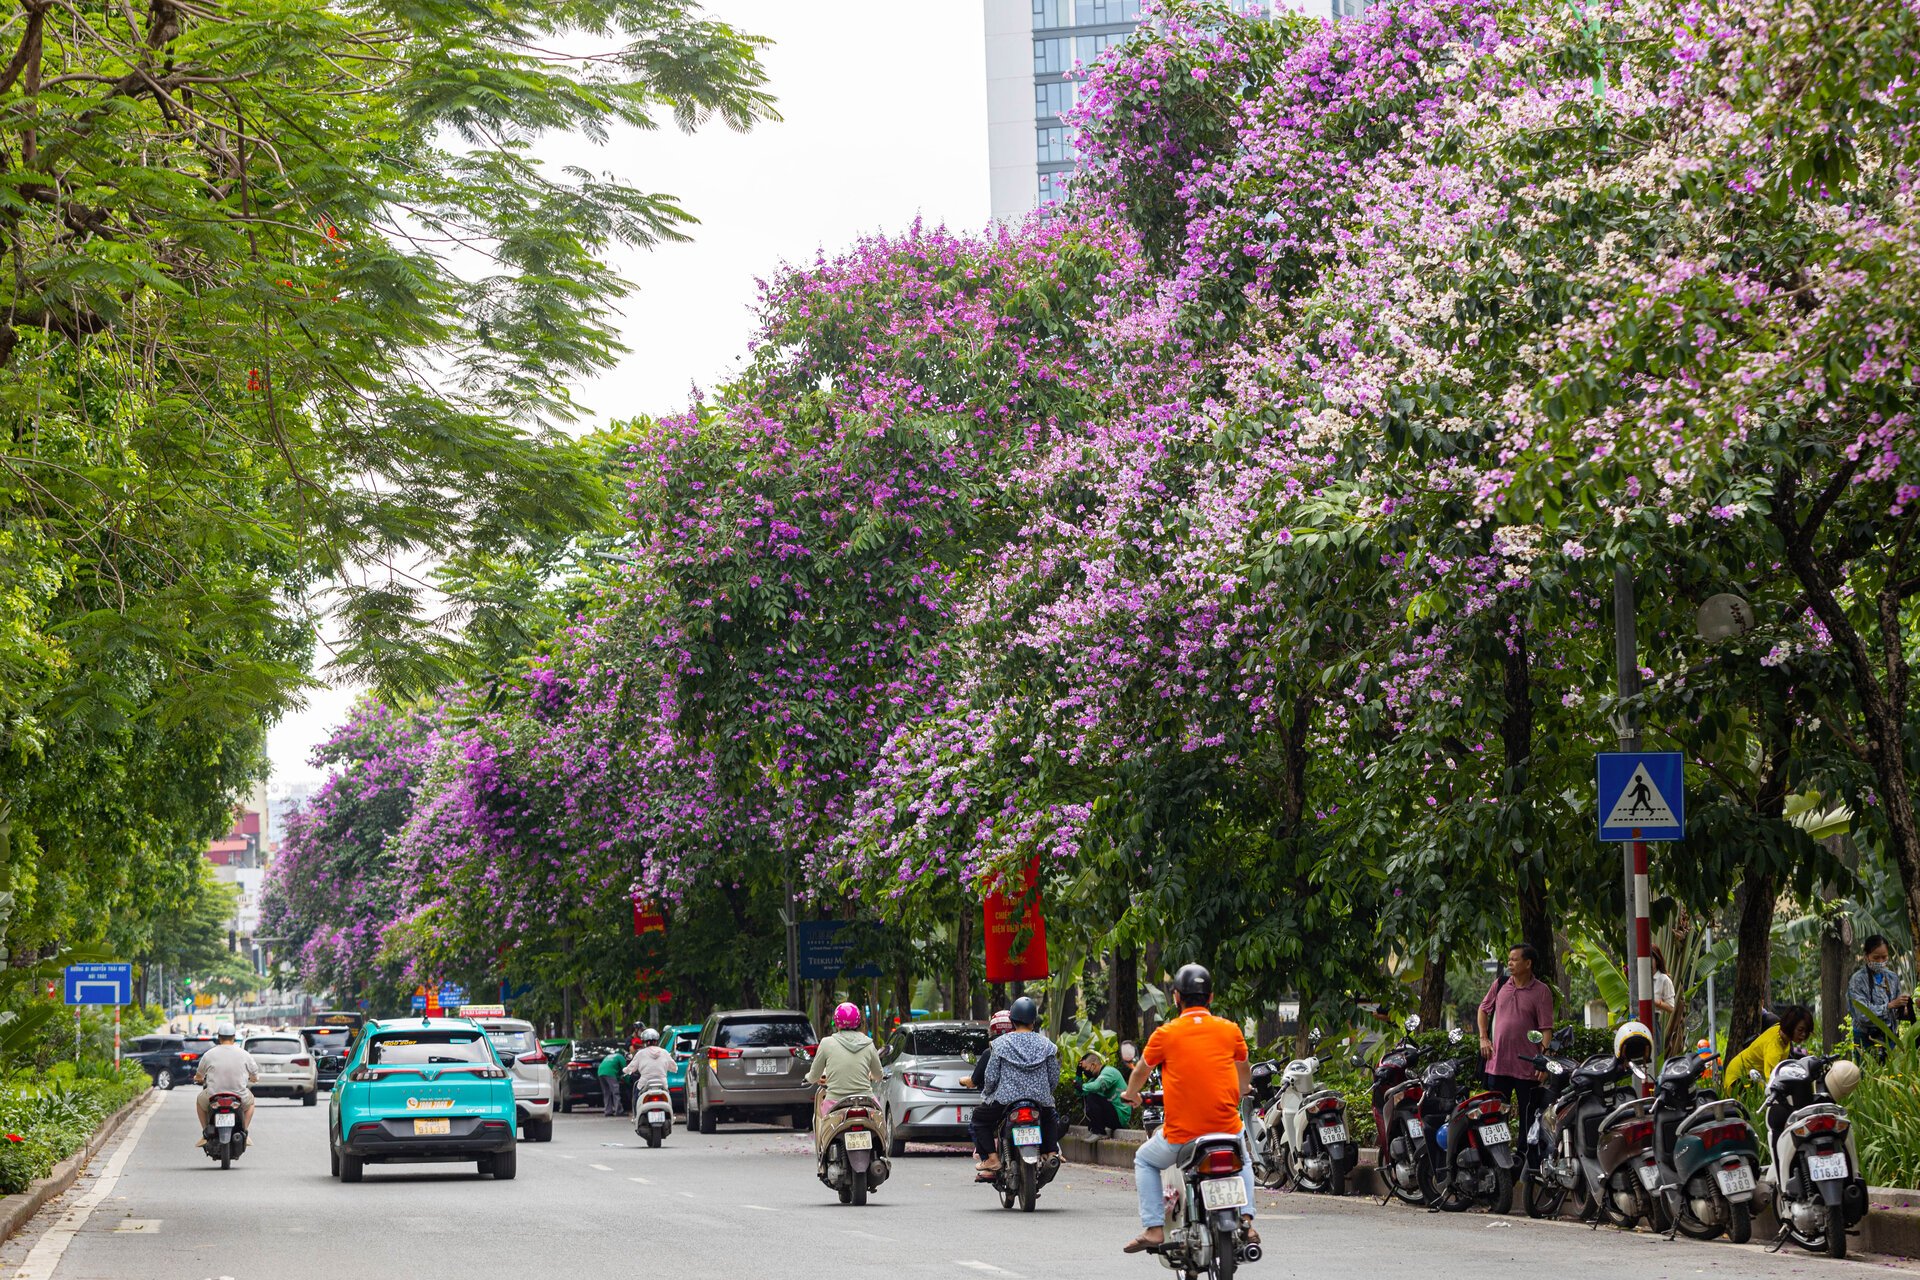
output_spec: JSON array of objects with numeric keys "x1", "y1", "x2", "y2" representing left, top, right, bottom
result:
[{"x1": 1726, "y1": 1004, "x2": 1815, "y2": 1084}]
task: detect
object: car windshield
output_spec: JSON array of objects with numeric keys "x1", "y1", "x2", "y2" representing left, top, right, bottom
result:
[
  {"x1": 716, "y1": 1019, "x2": 813, "y2": 1049},
  {"x1": 669, "y1": 1033, "x2": 698, "y2": 1056},
  {"x1": 907, "y1": 1028, "x2": 989, "y2": 1058},
  {"x1": 246, "y1": 1038, "x2": 302, "y2": 1056},
  {"x1": 304, "y1": 1030, "x2": 350, "y2": 1050},
  {"x1": 482, "y1": 1027, "x2": 536, "y2": 1053},
  {"x1": 367, "y1": 1032, "x2": 493, "y2": 1066}
]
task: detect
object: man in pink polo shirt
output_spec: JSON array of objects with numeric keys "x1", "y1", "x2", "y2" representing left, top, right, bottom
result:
[{"x1": 1477, "y1": 943, "x2": 1555, "y2": 1142}]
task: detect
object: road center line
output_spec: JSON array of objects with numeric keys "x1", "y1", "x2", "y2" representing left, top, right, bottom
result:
[
  {"x1": 13, "y1": 1092, "x2": 163, "y2": 1280},
  {"x1": 742, "y1": 1204, "x2": 778, "y2": 1212},
  {"x1": 629, "y1": 1176, "x2": 654, "y2": 1184},
  {"x1": 955, "y1": 1263, "x2": 1020, "y2": 1277},
  {"x1": 589, "y1": 1163, "x2": 614, "y2": 1171}
]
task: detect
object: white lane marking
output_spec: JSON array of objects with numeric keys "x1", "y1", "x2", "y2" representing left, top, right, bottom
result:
[
  {"x1": 955, "y1": 1264, "x2": 1021, "y2": 1278},
  {"x1": 629, "y1": 1176, "x2": 654, "y2": 1184},
  {"x1": 843, "y1": 1230, "x2": 895, "y2": 1242},
  {"x1": 13, "y1": 1093, "x2": 162, "y2": 1280},
  {"x1": 558, "y1": 1153, "x2": 576, "y2": 1160},
  {"x1": 742, "y1": 1204, "x2": 778, "y2": 1212},
  {"x1": 589, "y1": 1163, "x2": 614, "y2": 1171},
  {"x1": 678, "y1": 1191, "x2": 697, "y2": 1199}
]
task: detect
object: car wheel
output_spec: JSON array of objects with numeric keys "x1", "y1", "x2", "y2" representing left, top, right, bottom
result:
[
  {"x1": 340, "y1": 1153, "x2": 364, "y2": 1183},
  {"x1": 330, "y1": 1144, "x2": 340, "y2": 1178},
  {"x1": 699, "y1": 1104, "x2": 717, "y2": 1135},
  {"x1": 525, "y1": 1118, "x2": 553, "y2": 1143},
  {"x1": 491, "y1": 1147, "x2": 518, "y2": 1180},
  {"x1": 156, "y1": 1072, "x2": 174, "y2": 1092},
  {"x1": 792, "y1": 1107, "x2": 811, "y2": 1131},
  {"x1": 887, "y1": 1116, "x2": 905, "y2": 1158},
  {"x1": 561, "y1": 1094, "x2": 573, "y2": 1114},
  {"x1": 302, "y1": 1090, "x2": 318, "y2": 1107}
]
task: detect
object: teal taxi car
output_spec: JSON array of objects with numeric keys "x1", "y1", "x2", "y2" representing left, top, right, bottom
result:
[
  {"x1": 662, "y1": 1023, "x2": 701, "y2": 1110},
  {"x1": 328, "y1": 1016, "x2": 519, "y2": 1182}
]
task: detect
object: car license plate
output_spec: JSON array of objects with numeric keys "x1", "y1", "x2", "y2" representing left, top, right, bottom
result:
[
  {"x1": 1637, "y1": 1162, "x2": 1660, "y2": 1190},
  {"x1": 1715, "y1": 1164, "x2": 1756, "y2": 1195},
  {"x1": 752, "y1": 1057, "x2": 782, "y2": 1075},
  {"x1": 414, "y1": 1118, "x2": 451, "y2": 1136},
  {"x1": 1405, "y1": 1118, "x2": 1424, "y2": 1139},
  {"x1": 1012, "y1": 1124, "x2": 1043, "y2": 1146},
  {"x1": 1807, "y1": 1153, "x2": 1849, "y2": 1182},
  {"x1": 956, "y1": 1107, "x2": 972, "y2": 1124},
  {"x1": 214, "y1": 1113, "x2": 234, "y2": 1128},
  {"x1": 1479, "y1": 1122, "x2": 1511, "y2": 1145},
  {"x1": 1201, "y1": 1177, "x2": 1249, "y2": 1211},
  {"x1": 842, "y1": 1130, "x2": 873, "y2": 1151},
  {"x1": 1319, "y1": 1123, "x2": 1349, "y2": 1144}
]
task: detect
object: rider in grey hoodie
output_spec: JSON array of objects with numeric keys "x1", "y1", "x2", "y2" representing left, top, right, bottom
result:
[{"x1": 976, "y1": 998, "x2": 1059, "y2": 1174}]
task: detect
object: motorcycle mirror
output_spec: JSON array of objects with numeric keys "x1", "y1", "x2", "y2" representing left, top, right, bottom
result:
[
  {"x1": 1527, "y1": 1030, "x2": 1544, "y2": 1044},
  {"x1": 1448, "y1": 1027, "x2": 1464, "y2": 1045},
  {"x1": 1309, "y1": 1028, "x2": 1323, "y2": 1046},
  {"x1": 1748, "y1": 1069, "x2": 1762, "y2": 1083},
  {"x1": 1404, "y1": 1014, "x2": 1421, "y2": 1033}
]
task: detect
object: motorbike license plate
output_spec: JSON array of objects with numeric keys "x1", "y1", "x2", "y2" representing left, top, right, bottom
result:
[
  {"x1": 1478, "y1": 1122, "x2": 1511, "y2": 1145},
  {"x1": 414, "y1": 1118, "x2": 451, "y2": 1136},
  {"x1": 214, "y1": 1113, "x2": 235, "y2": 1128},
  {"x1": 752, "y1": 1057, "x2": 782, "y2": 1075},
  {"x1": 1807, "y1": 1153, "x2": 1849, "y2": 1182},
  {"x1": 1201, "y1": 1177, "x2": 1249, "y2": 1211},
  {"x1": 1715, "y1": 1165, "x2": 1756, "y2": 1195},
  {"x1": 1405, "y1": 1118, "x2": 1424, "y2": 1139},
  {"x1": 1319, "y1": 1123, "x2": 1349, "y2": 1144},
  {"x1": 1637, "y1": 1162, "x2": 1660, "y2": 1190},
  {"x1": 1012, "y1": 1125, "x2": 1043, "y2": 1146},
  {"x1": 842, "y1": 1130, "x2": 873, "y2": 1151}
]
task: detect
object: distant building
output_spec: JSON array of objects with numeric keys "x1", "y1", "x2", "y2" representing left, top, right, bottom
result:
[
  {"x1": 984, "y1": 0, "x2": 1368, "y2": 221},
  {"x1": 206, "y1": 781, "x2": 270, "y2": 971}
]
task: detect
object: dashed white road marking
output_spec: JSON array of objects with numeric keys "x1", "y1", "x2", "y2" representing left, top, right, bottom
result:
[
  {"x1": 843, "y1": 1229, "x2": 894, "y2": 1242},
  {"x1": 742, "y1": 1204, "x2": 778, "y2": 1211},
  {"x1": 955, "y1": 1263, "x2": 1021, "y2": 1277},
  {"x1": 13, "y1": 1093, "x2": 162, "y2": 1280},
  {"x1": 629, "y1": 1175, "x2": 654, "y2": 1184},
  {"x1": 589, "y1": 1163, "x2": 614, "y2": 1172}
]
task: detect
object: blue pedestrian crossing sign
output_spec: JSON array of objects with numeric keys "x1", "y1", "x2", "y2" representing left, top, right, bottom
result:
[
  {"x1": 64, "y1": 963, "x2": 132, "y2": 1006},
  {"x1": 1597, "y1": 752, "x2": 1685, "y2": 842}
]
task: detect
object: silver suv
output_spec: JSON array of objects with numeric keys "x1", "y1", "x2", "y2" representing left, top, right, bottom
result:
[
  {"x1": 879, "y1": 1021, "x2": 988, "y2": 1155},
  {"x1": 467, "y1": 1013, "x2": 555, "y2": 1142},
  {"x1": 686, "y1": 1009, "x2": 817, "y2": 1133}
]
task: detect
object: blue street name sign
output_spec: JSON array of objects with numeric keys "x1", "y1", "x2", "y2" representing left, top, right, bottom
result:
[
  {"x1": 64, "y1": 963, "x2": 132, "y2": 1006},
  {"x1": 411, "y1": 995, "x2": 428, "y2": 1012},
  {"x1": 438, "y1": 985, "x2": 466, "y2": 1007},
  {"x1": 1597, "y1": 751, "x2": 1685, "y2": 842}
]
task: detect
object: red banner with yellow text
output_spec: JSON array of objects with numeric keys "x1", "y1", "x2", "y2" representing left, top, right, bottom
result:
[{"x1": 983, "y1": 857, "x2": 1050, "y2": 983}]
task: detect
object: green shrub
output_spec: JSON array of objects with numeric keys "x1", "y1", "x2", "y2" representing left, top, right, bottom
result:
[{"x1": 0, "y1": 1063, "x2": 149, "y2": 1194}]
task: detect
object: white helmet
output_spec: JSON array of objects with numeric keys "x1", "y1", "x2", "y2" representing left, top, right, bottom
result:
[
  {"x1": 640, "y1": 1027, "x2": 661, "y2": 1044},
  {"x1": 1825, "y1": 1058, "x2": 1861, "y2": 1100},
  {"x1": 1613, "y1": 1020, "x2": 1654, "y2": 1063},
  {"x1": 215, "y1": 1022, "x2": 237, "y2": 1040}
]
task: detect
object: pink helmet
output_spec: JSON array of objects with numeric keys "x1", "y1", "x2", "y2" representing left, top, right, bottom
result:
[
  {"x1": 989, "y1": 1009, "x2": 1013, "y2": 1036},
  {"x1": 833, "y1": 1002, "x2": 862, "y2": 1031}
]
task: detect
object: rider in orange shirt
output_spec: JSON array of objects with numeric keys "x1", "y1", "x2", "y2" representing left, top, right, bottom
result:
[{"x1": 1120, "y1": 964, "x2": 1257, "y2": 1255}]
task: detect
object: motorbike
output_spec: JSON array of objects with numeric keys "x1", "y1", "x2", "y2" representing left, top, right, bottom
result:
[
  {"x1": 202, "y1": 1091, "x2": 249, "y2": 1170},
  {"x1": 1416, "y1": 1032, "x2": 1516, "y2": 1214},
  {"x1": 1649, "y1": 1052, "x2": 1762, "y2": 1243},
  {"x1": 1148, "y1": 1128, "x2": 1262, "y2": 1280},
  {"x1": 1370, "y1": 1015, "x2": 1430, "y2": 1206},
  {"x1": 987, "y1": 1098, "x2": 1061, "y2": 1212},
  {"x1": 814, "y1": 1093, "x2": 892, "y2": 1206},
  {"x1": 1591, "y1": 1070, "x2": 1671, "y2": 1231},
  {"x1": 1248, "y1": 1031, "x2": 1356, "y2": 1195},
  {"x1": 1519, "y1": 1026, "x2": 1586, "y2": 1219},
  {"x1": 634, "y1": 1083, "x2": 674, "y2": 1148},
  {"x1": 1758, "y1": 1053, "x2": 1867, "y2": 1258}
]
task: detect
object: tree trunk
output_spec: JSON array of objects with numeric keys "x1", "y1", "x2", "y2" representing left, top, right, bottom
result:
[
  {"x1": 1728, "y1": 871, "x2": 1775, "y2": 1056},
  {"x1": 952, "y1": 905, "x2": 973, "y2": 1022},
  {"x1": 1419, "y1": 945, "x2": 1449, "y2": 1027},
  {"x1": 1501, "y1": 626, "x2": 1556, "y2": 984},
  {"x1": 1110, "y1": 945, "x2": 1139, "y2": 1043},
  {"x1": 894, "y1": 964, "x2": 911, "y2": 1031}
]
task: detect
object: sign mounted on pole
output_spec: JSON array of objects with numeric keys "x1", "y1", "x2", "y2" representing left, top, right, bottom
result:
[
  {"x1": 63, "y1": 963, "x2": 132, "y2": 1006},
  {"x1": 1597, "y1": 751, "x2": 1685, "y2": 842}
]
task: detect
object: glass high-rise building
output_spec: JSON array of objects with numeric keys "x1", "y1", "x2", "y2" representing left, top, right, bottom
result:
[{"x1": 984, "y1": 0, "x2": 1368, "y2": 221}]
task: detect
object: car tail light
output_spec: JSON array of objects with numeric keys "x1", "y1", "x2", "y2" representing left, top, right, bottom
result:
[
  {"x1": 519, "y1": 1051, "x2": 547, "y2": 1066},
  {"x1": 800, "y1": 1043, "x2": 818, "y2": 1057},
  {"x1": 179, "y1": 1053, "x2": 200, "y2": 1062},
  {"x1": 569, "y1": 1060, "x2": 594, "y2": 1069},
  {"x1": 902, "y1": 1071, "x2": 936, "y2": 1090},
  {"x1": 290, "y1": 1057, "x2": 312, "y2": 1067},
  {"x1": 348, "y1": 1067, "x2": 376, "y2": 1082},
  {"x1": 1201, "y1": 1148, "x2": 1242, "y2": 1175},
  {"x1": 1015, "y1": 1107, "x2": 1036, "y2": 1123},
  {"x1": 1792, "y1": 1113, "x2": 1843, "y2": 1138},
  {"x1": 350, "y1": 1122, "x2": 383, "y2": 1141},
  {"x1": 708, "y1": 1047, "x2": 742, "y2": 1061}
]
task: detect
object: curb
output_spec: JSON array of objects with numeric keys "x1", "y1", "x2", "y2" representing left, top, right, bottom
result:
[
  {"x1": 0, "y1": 1088, "x2": 156, "y2": 1247},
  {"x1": 1060, "y1": 1128, "x2": 1920, "y2": 1259}
]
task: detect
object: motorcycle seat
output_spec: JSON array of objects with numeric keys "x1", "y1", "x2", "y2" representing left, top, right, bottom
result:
[{"x1": 826, "y1": 1094, "x2": 882, "y2": 1113}]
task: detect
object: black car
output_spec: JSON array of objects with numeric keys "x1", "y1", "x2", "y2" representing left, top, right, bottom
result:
[
  {"x1": 561, "y1": 1039, "x2": 631, "y2": 1114},
  {"x1": 300, "y1": 1025, "x2": 357, "y2": 1089},
  {"x1": 127, "y1": 1033, "x2": 184, "y2": 1087},
  {"x1": 162, "y1": 1036, "x2": 217, "y2": 1089}
]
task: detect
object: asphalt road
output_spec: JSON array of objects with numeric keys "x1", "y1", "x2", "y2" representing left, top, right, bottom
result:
[{"x1": 3, "y1": 1089, "x2": 1913, "y2": 1280}]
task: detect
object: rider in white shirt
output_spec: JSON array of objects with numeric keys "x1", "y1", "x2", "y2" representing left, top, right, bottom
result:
[{"x1": 193, "y1": 1023, "x2": 259, "y2": 1145}]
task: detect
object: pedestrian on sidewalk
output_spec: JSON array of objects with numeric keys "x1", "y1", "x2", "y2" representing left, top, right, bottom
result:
[
  {"x1": 1076, "y1": 1050, "x2": 1134, "y2": 1136},
  {"x1": 598, "y1": 1044, "x2": 628, "y2": 1116},
  {"x1": 1848, "y1": 935, "x2": 1911, "y2": 1057},
  {"x1": 1726, "y1": 1004, "x2": 1813, "y2": 1083},
  {"x1": 1476, "y1": 944, "x2": 1555, "y2": 1144}
]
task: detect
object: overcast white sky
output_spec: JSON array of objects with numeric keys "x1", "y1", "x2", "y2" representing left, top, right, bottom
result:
[{"x1": 267, "y1": 2, "x2": 993, "y2": 785}]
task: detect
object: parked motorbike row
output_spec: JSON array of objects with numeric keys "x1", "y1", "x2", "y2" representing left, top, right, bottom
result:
[{"x1": 1350, "y1": 1015, "x2": 1870, "y2": 1259}]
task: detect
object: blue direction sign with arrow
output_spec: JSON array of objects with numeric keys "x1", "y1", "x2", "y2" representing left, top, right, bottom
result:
[
  {"x1": 64, "y1": 963, "x2": 132, "y2": 1006},
  {"x1": 1597, "y1": 751, "x2": 1685, "y2": 842}
]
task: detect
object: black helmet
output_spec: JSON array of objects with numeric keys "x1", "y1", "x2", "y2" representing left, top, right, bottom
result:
[
  {"x1": 1172, "y1": 964, "x2": 1213, "y2": 1006},
  {"x1": 1008, "y1": 996, "x2": 1041, "y2": 1028}
]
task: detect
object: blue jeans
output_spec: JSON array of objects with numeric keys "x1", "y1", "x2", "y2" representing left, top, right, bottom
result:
[{"x1": 1135, "y1": 1129, "x2": 1256, "y2": 1228}]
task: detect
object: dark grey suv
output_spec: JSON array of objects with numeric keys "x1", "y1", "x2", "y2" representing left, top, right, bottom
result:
[{"x1": 686, "y1": 1009, "x2": 817, "y2": 1133}]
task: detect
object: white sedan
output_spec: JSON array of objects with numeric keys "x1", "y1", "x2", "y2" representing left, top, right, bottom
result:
[{"x1": 243, "y1": 1033, "x2": 319, "y2": 1105}]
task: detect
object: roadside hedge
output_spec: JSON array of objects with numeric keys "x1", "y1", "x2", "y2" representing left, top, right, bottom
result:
[{"x1": 0, "y1": 1063, "x2": 149, "y2": 1194}]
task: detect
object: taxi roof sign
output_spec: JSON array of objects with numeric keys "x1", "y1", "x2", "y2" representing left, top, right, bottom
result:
[{"x1": 456, "y1": 1003, "x2": 507, "y2": 1020}]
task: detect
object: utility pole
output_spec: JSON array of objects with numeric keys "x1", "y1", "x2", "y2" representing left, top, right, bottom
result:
[{"x1": 1612, "y1": 565, "x2": 1654, "y2": 1036}]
